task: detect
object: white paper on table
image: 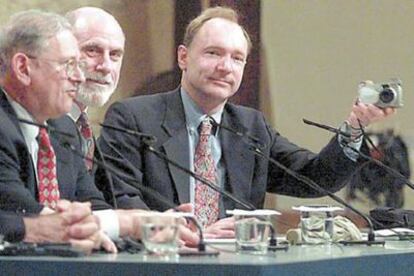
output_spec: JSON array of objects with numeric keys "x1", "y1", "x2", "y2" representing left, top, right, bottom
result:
[
  {"x1": 204, "y1": 238, "x2": 236, "y2": 244},
  {"x1": 226, "y1": 209, "x2": 281, "y2": 216},
  {"x1": 375, "y1": 228, "x2": 414, "y2": 237},
  {"x1": 291, "y1": 205, "x2": 343, "y2": 212}
]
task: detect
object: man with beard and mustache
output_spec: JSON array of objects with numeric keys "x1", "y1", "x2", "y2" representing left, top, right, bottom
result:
[
  {"x1": 66, "y1": 7, "x2": 124, "y2": 173},
  {"x1": 65, "y1": 8, "x2": 195, "y2": 215},
  {"x1": 97, "y1": 6, "x2": 396, "y2": 238}
]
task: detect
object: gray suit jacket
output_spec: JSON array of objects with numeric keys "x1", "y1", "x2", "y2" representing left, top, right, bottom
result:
[{"x1": 96, "y1": 88, "x2": 357, "y2": 211}]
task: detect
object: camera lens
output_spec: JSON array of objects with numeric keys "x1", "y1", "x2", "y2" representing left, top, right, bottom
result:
[{"x1": 379, "y1": 88, "x2": 395, "y2": 103}]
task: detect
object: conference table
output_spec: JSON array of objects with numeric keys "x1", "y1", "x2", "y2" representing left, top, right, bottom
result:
[{"x1": 1, "y1": 239, "x2": 414, "y2": 275}]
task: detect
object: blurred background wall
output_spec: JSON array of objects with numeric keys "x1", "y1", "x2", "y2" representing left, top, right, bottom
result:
[{"x1": 1, "y1": 0, "x2": 414, "y2": 214}]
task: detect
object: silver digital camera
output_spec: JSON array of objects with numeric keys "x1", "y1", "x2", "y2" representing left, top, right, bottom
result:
[{"x1": 358, "y1": 79, "x2": 403, "y2": 108}]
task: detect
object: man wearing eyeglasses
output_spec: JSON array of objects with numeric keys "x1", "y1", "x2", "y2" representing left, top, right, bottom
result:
[
  {"x1": 98, "y1": 6, "x2": 395, "y2": 238},
  {"x1": 0, "y1": 10, "x2": 198, "y2": 250}
]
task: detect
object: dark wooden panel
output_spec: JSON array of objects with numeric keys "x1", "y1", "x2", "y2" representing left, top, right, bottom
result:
[{"x1": 209, "y1": 0, "x2": 261, "y2": 109}]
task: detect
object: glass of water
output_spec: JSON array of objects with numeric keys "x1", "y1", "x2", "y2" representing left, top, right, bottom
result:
[
  {"x1": 140, "y1": 213, "x2": 180, "y2": 256},
  {"x1": 228, "y1": 209, "x2": 280, "y2": 255}
]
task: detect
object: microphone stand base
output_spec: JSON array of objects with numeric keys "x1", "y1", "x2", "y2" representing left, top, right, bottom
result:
[
  {"x1": 268, "y1": 243, "x2": 289, "y2": 252},
  {"x1": 179, "y1": 248, "x2": 220, "y2": 256},
  {"x1": 339, "y1": 240, "x2": 385, "y2": 246}
]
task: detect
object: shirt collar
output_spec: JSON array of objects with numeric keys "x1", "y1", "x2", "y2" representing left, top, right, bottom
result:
[
  {"x1": 68, "y1": 102, "x2": 87, "y2": 122},
  {"x1": 180, "y1": 88, "x2": 223, "y2": 135}
]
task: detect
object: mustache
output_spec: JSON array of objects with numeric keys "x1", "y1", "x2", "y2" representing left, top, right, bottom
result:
[{"x1": 83, "y1": 71, "x2": 113, "y2": 85}]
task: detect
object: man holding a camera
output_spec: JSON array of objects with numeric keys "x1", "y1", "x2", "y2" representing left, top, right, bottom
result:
[{"x1": 97, "y1": 6, "x2": 396, "y2": 238}]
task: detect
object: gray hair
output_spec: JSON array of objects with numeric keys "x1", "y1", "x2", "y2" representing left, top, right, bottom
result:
[{"x1": 0, "y1": 10, "x2": 72, "y2": 76}]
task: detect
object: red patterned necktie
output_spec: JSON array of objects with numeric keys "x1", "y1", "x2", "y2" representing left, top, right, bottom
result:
[
  {"x1": 77, "y1": 112, "x2": 95, "y2": 171},
  {"x1": 194, "y1": 118, "x2": 219, "y2": 228},
  {"x1": 37, "y1": 128, "x2": 60, "y2": 209}
]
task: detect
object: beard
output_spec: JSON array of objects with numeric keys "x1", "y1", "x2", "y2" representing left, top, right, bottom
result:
[{"x1": 76, "y1": 71, "x2": 117, "y2": 107}]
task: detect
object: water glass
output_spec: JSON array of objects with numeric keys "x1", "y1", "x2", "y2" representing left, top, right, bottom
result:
[
  {"x1": 234, "y1": 215, "x2": 271, "y2": 254},
  {"x1": 140, "y1": 214, "x2": 180, "y2": 256}
]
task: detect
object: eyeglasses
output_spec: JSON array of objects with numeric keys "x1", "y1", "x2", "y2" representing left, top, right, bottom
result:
[{"x1": 27, "y1": 54, "x2": 87, "y2": 78}]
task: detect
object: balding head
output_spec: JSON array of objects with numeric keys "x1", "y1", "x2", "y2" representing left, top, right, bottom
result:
[
  {"x1": 66, "y1": 7, "x2": 124, "y2": 42},
  {"x1": 66, "y1": 7, "x2": 125, "y2": 108}
]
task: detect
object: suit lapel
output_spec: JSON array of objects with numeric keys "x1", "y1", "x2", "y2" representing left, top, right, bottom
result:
[
  {"x1": 0, "y1": 89, "x2": 38, "y2": 197},
  {"x1": 0, "y1": 89, "x2": 22, "y2": 132},
  {"x1": 220, "y1": 107, "x2": 255, "y2": 209},
  {"x1": 161, "y1": 90, "x2": 191, "y2": 203}
]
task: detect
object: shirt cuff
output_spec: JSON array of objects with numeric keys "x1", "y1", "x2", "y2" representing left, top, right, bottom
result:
[
  {"x1": 337, "y1": 121, "x2": 364, "y2": 162},
  {"x1": 338, "y1": 133, "x2": 363, "y2": 161},
  {"x1": 93, "y1": 209, "x2": 120, "y2": 240}
]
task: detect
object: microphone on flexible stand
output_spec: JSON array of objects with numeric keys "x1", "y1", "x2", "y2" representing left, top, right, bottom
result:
[
  {"x1": 302, "y1": 118, "x2": 351, "y2": 138},
  {"x1": 213, "y1": 120, "x2": 266, "y2": 149},
  {"x1": 17, "y1": 119, "x2": 209, "y2": 254},
  {"x1": 211, "y1": 118, "x2": 384, "y2": 245},
  {"x1": 99, "y1": 123, "x2": 157, "y2": 143},
  {"x1": 302, "y1": 118, "x2": 414, "y2": 191},
  {"x1": 141, "y1": 143, "x2": 287, "y2": 251},
  {"x1": 100, "y1": 123, "x2": 255, "y2": 210},
  {"x1": 18, "y1": 118, "x2": 119, "y2": 209},
  {"x1": 17, "y1": 118, "x2": 75, "y2": 138},
  {"x1": 94, "y1": 141, "x2": 118, "y2": 209},
  {"x1": 61, "y1": 138, "x2": 211, "y2": 255},
  {"x1": 302, "y1": 118, "x2": 414, "y2": 243},
  {"x1": 99, "y1": 123, "x2": 287, "y2": 251}
]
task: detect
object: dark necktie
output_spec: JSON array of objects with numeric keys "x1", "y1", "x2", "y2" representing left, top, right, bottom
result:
[
  {"x1": 77, "y1": 112, "x2": 95, "y2": 171},
  {"x1": 37, "y1": 128, "x2": 60, "y2": 209},
  {"x1": 194, "y1": 118, "x2": 219, "y2": 228}
]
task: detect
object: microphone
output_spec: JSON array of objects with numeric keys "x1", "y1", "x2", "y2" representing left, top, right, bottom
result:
[
  {"x1": 17, "y1": 118, "x2": 75, "y2": 138},
  {"x1": 214, "y1": 119, "x2": 384, "y2": 245},
  {"x1": 16, "y1": 118, "x2": 209, "y2": 253},
  {"x1": 303, "y1": 118, "x2": 414, "y2": 190},
  {"x1": 94, "y1": 141, "x2": 118, "y2": 209},
  {"x1": 100, "y1": 123, "x2": 256, "y2": 211},
  {"x1": 16, "y1": 116, "x2": 128, "y2": 212},
  {"x1": 209, "y1": 117, "x2": 265, "y2": 149},
  {"x1": 303, "y1": 118, "x2": 414, "y2": 242},
  {"x1": 302, "y1": 118, "x2": 351, "y2": 138},
  {"x1": 99, "y1": 123, "x2": 157, "y2": 143},
  {"x1": 61, "y1": 139, "x2": 212, "y2": 255},
  {"x1": 141, "y1": 143, "x2": 286, "y2": 250},
  {"x1": 99, "y1": 123, "x2": 287, "y2": 251}
]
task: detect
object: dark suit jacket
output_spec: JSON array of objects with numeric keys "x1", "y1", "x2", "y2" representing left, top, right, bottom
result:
[
  {"x1": 0, "y1": 89, "x2": 111, "y2": 214},
  {"x1": 97, "y1": 88, "x2": 358, "y2": 211}
]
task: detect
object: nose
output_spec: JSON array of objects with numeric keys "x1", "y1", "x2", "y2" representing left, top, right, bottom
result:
[
  {"x1": 216, "y1": 55, "x2": 234, "y2": 72},
  {"x1": 69, "y1": 63, "x2": 85, "y2": 84},
  {"x1": 96, "y1": 52, "x2": 113, "y2": 74}
]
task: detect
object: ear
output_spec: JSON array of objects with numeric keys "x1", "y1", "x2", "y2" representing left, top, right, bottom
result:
[
  {"x1": 11, "y1": 53, "x2": 32, "y2": 86},
  {"x1": 177, "y1": 45, "x2": 188, "y2": 71}
]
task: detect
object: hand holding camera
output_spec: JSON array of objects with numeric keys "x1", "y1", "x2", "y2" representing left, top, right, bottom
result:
[
  {"x1": 358, "y1": 79, "x2": 403, "y2": 108},
  {"x1": 344, "y1": 79, "x2": 398, "y2": 130}
]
